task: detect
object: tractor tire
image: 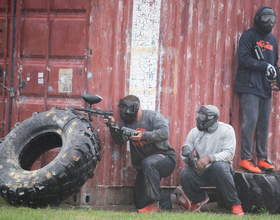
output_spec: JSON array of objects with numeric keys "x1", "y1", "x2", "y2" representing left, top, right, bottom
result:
[
  {"x1": 0, "y1": 107, "x2": 101, "y2": 207},
  {"x1": 234, "y1": 169, "x2": 280, "y2": 214}
]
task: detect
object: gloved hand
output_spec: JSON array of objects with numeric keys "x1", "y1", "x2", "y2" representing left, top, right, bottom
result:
[
  {"x1": 181, "y1": 145, "x2": 192, "y2": 157},
  {"x1": 266, "y1": 63, "x2": 277, "y2": 79},
  {"x1": 121, "y1": 127, "x2": 137, "y2": 137}
]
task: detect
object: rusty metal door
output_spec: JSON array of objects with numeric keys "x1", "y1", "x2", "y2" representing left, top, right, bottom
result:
[{"x1": 1, "y1": 0, "x2": 91, "y2": 138}]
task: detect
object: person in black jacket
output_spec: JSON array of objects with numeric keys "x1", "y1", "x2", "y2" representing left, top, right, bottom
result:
[
  {"x1": 234, "y1": 6, "x2": 279, "y2": 173},
  {"x1": 105, "y1": 95, "x2": 177, "y2": 212}
]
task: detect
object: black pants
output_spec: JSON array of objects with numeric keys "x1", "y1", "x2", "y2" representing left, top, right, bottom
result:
[
  {"x1": 180, "y1": 162, "x2": 241, "y2": 208},
  {"x1": 240, "y1": 93, "x2": 271, "y2": 161},
  {"x1": 133, "y1": 154, "x2": 176, "y2": 210}
]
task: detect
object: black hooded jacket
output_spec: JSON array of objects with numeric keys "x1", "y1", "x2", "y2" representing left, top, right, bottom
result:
[{"x1": 234, "y1": 7, "x2": 279, "y2": 98}]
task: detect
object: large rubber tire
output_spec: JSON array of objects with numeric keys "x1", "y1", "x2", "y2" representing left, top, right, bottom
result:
[
  {"x1": 0, "y1": 107, "x2": 101, "y2": 207},
  {"x1": 234, "y1": 170, "x2": 280, "y2": 214}
]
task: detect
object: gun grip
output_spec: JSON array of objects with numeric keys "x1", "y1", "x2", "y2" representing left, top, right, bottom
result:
[{"x1": 105, "y1": 117, "x2": 112, "y2": 127}]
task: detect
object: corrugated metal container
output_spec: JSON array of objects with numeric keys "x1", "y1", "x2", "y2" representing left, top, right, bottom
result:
[
  {"x1": 157, "y1": 0, "x2": 280, "y2": 188},
  {"x1": 1, "y1": 0, "x2": 280, "y2": 206}
]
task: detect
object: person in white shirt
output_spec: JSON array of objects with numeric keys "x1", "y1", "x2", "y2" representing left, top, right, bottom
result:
[{"x1": 173, "y1": 105, "x2": 244, "y2": 216}]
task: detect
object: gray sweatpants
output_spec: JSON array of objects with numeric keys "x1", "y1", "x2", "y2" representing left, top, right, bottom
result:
[{"x1": 240, "y1": 93, "x2": 271, "y2": 161}]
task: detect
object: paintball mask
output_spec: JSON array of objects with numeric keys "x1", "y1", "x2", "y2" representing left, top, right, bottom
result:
[
  {"x1": 118, "y1": 98, "x2": 139, "y2": 123},
  {"x1": 196, "y1": 105, "x2": 219, "y2": 131},
  {"x1": 254, "y1": 7, "x2": 276, "y2": 34}
]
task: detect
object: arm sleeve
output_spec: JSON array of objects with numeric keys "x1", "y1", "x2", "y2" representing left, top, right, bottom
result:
[
  {"x1": 141, "y1": 113, "x2": 169, "y2": 143},
  {"x1": 180, "y1": 131, "x2": 195, "y2": 164},
  {"x1": 109, "y1": 122, "x2": 129, "y2": 145},
  {"x1": 238, "y1": 32, "x2": 268, "y2": 71},
  {"x1": 208, "y1": 128, "x2": 236, "y2": 163}
]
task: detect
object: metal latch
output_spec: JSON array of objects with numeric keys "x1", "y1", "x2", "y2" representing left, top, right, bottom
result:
[{"x1": 0, "y1": 66, "x2": 27, "y2": 98}]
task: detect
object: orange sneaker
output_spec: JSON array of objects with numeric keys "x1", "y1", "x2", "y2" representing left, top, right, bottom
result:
[
  {"x1": 232, "y1": 204, "x2": 244, "y2": 216},
  {"x1": 138, "y1": 202, "x2": 160, "y2": 213},
  {"x1": 238, "y1": 159, "x2": 261, "y2": 173},
  {"x1": 190, "y1": 195, "x2": 209, "y2": 210},
  {"x1": 258, "y1": 159, "x2": 275, "y2": 171}
]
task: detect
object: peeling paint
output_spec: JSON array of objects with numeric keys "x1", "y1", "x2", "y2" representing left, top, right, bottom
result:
[
  {"x1": 112, "y1": 151, "x2": 119, "y2": 161},
  {"x1": 47, "y1": 86, "x2": 54, "y2": 92},
  {"x1": 87, "y1": 72, "x2": 93, "y2": 78}
]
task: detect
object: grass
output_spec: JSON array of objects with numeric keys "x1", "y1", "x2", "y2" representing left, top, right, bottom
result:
[{"x1": 0, "y1": 197, "x2": 280, "y2": 220}]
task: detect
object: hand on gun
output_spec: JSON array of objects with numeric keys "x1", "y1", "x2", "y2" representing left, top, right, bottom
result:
[
  {"x1": 182, "y1": 146, "x2": 210, "y2": 173},
  {"x1": 103, "y1": 116, "x2": 116, "y2": 127},
  {"x1": 121, "y1": 127, "x2": 142, "y2": 141},
  {"x1": 271, "y1": 81, "x2": 279, "y2": 91},
  {"x1": 196, "y1": 155, "x2": 211, "y2": 173},
  {"x1": 182, "y1": 146, "x2": 198, "y2": 168}
]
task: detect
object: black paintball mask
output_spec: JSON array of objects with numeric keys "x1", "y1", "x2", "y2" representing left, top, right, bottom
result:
[
  {"x1": 196, "y1": 105, "x2": 219, "y2": 131},
  {"x1": 118, "y1": 98, "x2": 139, "y2": 123},
  {"x1": 254, "y1": 7, "x2": 276, "y2": 34}
]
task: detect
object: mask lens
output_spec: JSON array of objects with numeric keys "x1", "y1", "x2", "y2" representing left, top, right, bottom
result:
[
  {"x1": 127, "y1": 105, "x2": 135, "y2": 114},
  {"x1": 261, "y1": 14, "x2": 275, "y2": 23},
  {"x1": 118, "y1": 105, "x2": 128, "y2": 114},
  {"x1": 196, "y1": 112, "x2": 207, "y2": 121}
]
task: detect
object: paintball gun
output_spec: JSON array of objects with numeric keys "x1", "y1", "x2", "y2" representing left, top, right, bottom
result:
[
  {"x1": 182, "y1": 145, "x2": 199, "y2": 169},
  {"x1": 121, "y1": 126, "x2": 138, "y2": 137},
  {"x1": 73, "y1": 94, "x2": 113, "y2": 126}
]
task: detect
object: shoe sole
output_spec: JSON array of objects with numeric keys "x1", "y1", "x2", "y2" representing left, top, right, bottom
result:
[
  {"x1": 239, "y1": 166, "x2": 261, "y2": 173},
  {"x1": 259, "y1": 167, "x2": 274, "y2": 171},
  {"x1": 192, "y1": 196, "x2": 209, "y2": 210},
  {"x1": 233, "y1": 212, "x2": 244, "y2": 216},
  {"x1": 175, "y1": 187, "x2": 191, "y2": 210}
]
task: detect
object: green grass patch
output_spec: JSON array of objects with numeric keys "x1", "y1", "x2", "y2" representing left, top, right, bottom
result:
[{"x1": 0, "y1": 196, "x2": 280, "y2": 220}]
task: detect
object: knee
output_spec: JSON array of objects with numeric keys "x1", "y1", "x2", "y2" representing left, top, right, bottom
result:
[
  {"x1": 141, "y1": 157, "x2": 153, "y2": 171},
  {"x1": 180, "y1": 166, "x2": 193, "y2": 185},
  {"x1": 211, "y1": 162, "x2": 231, "y2": 176}
]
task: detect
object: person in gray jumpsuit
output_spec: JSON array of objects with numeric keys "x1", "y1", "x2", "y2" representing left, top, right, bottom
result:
[{"x1": 105, "y1": 95, "x2": 177, "y2": 213}]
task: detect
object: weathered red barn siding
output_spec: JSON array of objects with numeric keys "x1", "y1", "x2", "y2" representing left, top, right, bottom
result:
[{"x1": 1, "y1": 0, "x2": 280, "y2": 206}]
